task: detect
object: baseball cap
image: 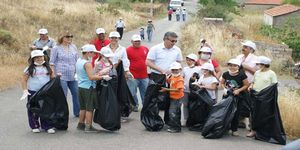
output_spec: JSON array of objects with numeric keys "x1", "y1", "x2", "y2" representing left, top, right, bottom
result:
[
  {"x1": 81, "y1": 44, "x2": 97, "y2": 53},
  {"x1": 241, "y1": 40, "x2": 257, "y2": 50},
  {"x1": 186, "y1": 53, "x2": 198, "y2": 61},
  {"x1": 100, "y1": 47, "x2": 114, "y2": 57},
  {"x1": 38, "y1": 28, "x2": 48, "y2": 34},
  {"x1": 31, "y1": 50, "x2": 44, "y2": 58},
  {"x1": 96, "y1": 28, "x2": 105, "y2": 34},
  {"x1": 227, "y1": 58, "x2": 241, "y2": 66},
  {"x1": 199, "y1": 47, "x2": 212, "y2": 53},
  {"x1": 257, "y1": 56, "x2": 271, "y2": 65},
  {"x1": 169, "y1": 62, "x2": 182, "y2": 70},
  {"x1": 109, "y1": 31, "x2": 120, "y2": 38},
  {"x1": 201, "y1": 63, "x2": 214, "y2": 71},
  {"x1": 131, "y1": 34, "x2": 141, "y2": 41}
]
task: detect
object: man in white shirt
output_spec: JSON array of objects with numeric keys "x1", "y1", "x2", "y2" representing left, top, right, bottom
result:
[{"x1": 115, "y1": 18, "x2": 126, "y2": 40}]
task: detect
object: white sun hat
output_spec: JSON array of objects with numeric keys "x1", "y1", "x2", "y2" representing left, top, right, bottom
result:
[
  {"x1": 227, "y1": 58, "x2": 241, "y2": 66},
  {"x1": 257, "y1": 56, "x2": 271, "y2": 65},
  {"x1": 81, "y1": 44, "x2": 97, "y2": 53},
  {"x1": 96, "y1": 28, "x2": 105, "y2": 34},
  {"x1": 31, "y1": 50, "x2": 44, "y2": 58},
  {"x1": 201, "y1": 63, "x2": 214, "y2": 71},
  {"x1": 241, "y1": 40, "x2": 257, "y2": 50},
  {"x1": 100, "y1": 47, "x2": 114, "y2": 57},
  {"x1": 199, "y1": 46, "x2": 212, "y2": 53},
  {"x1": 186, "y1": 53, "x2": 198, "y2": 61},
  {"x1": 109, "y1": 31, "x2": 120, "y2": 38},
  {"x1": 169, "y1": 62, "x2": 182, "y2": 70},
  {"x1": 131, "y1": 34, "x2": 141, "y2": 41},
  {"x1": 38, "y1": 28, "x2": 48, "y2": 34}
]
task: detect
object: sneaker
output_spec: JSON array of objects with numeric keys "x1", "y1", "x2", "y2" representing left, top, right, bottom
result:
[
  {"x1": 32, "y1": 128, "x2": 40, "y2": 133},
  {"x1": 121, "y1": 117, "x2": 128, "y2": 123},
  {"x1": 77, "y1": 123, "x2": 85, "y2": 131},
  {"x1": 167, "y1": 128, "x2": 180, "y2": 133},
  {"x1": 246, "y1": 131, "x2": 256, "y2": 138},
  {"x1": 133, "y1": 106, "x2": 139, "y2": 112},
  {"x1": 84, "y1": 125, "x2": 99, "y2": 133},
  {"x1": 47, "y1": 128, "x2": 55, "y2": 134},
  {"x1": 232, "y1": 131, "x2": 239, "y2": 136}
]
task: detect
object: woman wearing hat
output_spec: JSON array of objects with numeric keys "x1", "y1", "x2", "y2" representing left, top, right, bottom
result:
[
  {"x1": 50, "y1": 31, "x2": 80, "y2": 117},
  {"x1": 146, "y1": 19, "x2": 155, "y2": 42}
]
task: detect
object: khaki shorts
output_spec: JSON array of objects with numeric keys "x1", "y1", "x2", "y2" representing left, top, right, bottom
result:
[{"x1": 78, "y1": 87, "x2": 96, "y2": 111}]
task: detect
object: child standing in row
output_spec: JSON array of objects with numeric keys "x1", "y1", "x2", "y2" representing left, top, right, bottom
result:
[
  {"x1": 94, "y1": 47, "x2": 114, "y2": 76},
  {"x1": 182, "y1": 53, "x2": 202, "y2": 126},
  {"x1": 20, "y1": 50, "x2": 55, "y2": 134},
  {"x1": 160, "y1": 62, "x2": 184, "y2": 133},
  {"x1": 139, "y1": 28, "x2": 145, "y2": 41},
  {"x1": 220, "y1": 58, "x2": 249, "y2": 136}
]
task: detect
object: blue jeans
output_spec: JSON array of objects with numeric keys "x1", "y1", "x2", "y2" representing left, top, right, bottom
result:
[
  {"x1": 176, "y1": 14, "x2": 180, "y2": 21},
  {"x1": 60, "y1": 80, "x2": 79, "y2": 116},
  {"x1": 182, "y1": 14, "x2": 186, "y2": 21},
  {"x1": 147, "y1": 30, "x2": 153, "y2": 42},
  {"x1": 127, "y1": 78, "x2": 149, "y2": 107}
]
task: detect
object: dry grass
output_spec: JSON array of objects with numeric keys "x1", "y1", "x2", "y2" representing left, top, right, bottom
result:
[
  {"x1": 0, "y1": 0, "x2": 149, "y2": 90},
  {"x1": 279, "y1": 88, "x2": 300, "y2": 139}
]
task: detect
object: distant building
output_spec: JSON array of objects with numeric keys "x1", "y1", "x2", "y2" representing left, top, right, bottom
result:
[
  {"x1": 264, "y1": 4, "x2": 300, "y2": 27},
  {"x1": 243, "y1": 0, "x2": 282, "y2": 11}
]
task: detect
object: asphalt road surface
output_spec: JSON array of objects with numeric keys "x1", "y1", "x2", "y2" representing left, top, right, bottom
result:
[{"x1": 0, "y1": 0, "x2": 285, "y2": 149}]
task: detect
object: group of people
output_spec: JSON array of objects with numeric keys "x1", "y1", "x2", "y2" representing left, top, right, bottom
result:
[
  {"x1": 20, "y1": 26, "x2": 278, "y2": 143},
  {"x1": 168, "y1": 7, "x2": 187, "y2": 22}
]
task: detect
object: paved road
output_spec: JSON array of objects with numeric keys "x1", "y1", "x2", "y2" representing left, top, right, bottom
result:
[{"x1": 0, "y1": 0, "x2": 284, "y2": 149}]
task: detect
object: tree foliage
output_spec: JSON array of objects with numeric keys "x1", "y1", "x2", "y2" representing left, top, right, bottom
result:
[{"x1": 283, "y1": 0, "x2": 300, "y2": 6}]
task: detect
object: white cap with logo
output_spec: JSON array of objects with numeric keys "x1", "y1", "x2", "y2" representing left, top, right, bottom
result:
[
  {"x1": 38, "y1": 28, "x2": 48, "y2": 34},
  {"x1": 100, "y1": 47, "x2": 114, "y2": 57},
  {"x1": 81, "y1": 44, "x2": 97, "y2": 53},
  {"x1": 241, "y1": 40, "x2": 257, "y2": 50},
  {"x1": 186, "y1": 53, "x2": 198, "y2": 61},
  {"x1": 199, "y1": 47, "x2": 212, "y2": 53},
  {"x1": 96, "y1": 28, "x2": 105, "y2": 34},
  {"x1": 31, "y1": 50, "x2": 44, "y2": 58},
  {"x1": 169, "y1": 62, "x2": 182, "y2": 70},
  {"x1": 131, "y1": 34, "x2": 141, "y2": 41},
  {"x1": 227, "y1": 58, "x2": 241, "y2": 66},
  {"x1": 201, "y1": 63, "x2": 214, "y2": 71},
  {"x1": 109, "y1": 31, "x2": 120, "y2": 38},
  {"x1": 257, "y1": 56, "x2": 271, "y2": 65}
]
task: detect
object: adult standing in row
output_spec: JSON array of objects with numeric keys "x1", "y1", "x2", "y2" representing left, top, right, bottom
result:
[
  {"x1": 146, "y1": 20, "x2": 155, "y2": 42},
  {"x1": 30, "y1": 28, "x2": 56, "y2": 61},
  {"x1": 115, "y1": 18, "x2": 126, "y2": 40},
  {"x1": 91, "y1": 28, "x2": 110, "y2": 67},
  {"x1": 168, "y1": 8, "x2": 173, "y2": 21},
  {"x1": 50, "y1": 31, "x2": 79, "y2": 117},
  {"x1": 126, "y1": 34, "x2": 149, "y2": 112},
  {"x1": 181, "y1": 8, "x2": 187, "y2": 22}
]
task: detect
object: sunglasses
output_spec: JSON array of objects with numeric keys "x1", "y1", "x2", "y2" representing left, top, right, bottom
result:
[
  {"x1": 65, "y1": 35, "x2": 73, "y2": 38},
  {"x1": 168, "y1": 38, "x2": 177, "y2": 43}
]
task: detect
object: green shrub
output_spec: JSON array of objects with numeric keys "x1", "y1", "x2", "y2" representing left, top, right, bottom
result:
[{"x1": 0, "y1": 29, "x2": 14, "y2": 45}]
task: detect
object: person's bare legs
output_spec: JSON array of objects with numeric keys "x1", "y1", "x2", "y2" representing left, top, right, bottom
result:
[
  {"x1": 79, "y1": 110, "x2": 86, "y2": 123},
  {"x1": 85, "y1": 111, "x2": 93, "y2": 125}
]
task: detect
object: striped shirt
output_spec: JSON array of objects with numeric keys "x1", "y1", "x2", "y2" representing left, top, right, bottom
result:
[{"x1": 50, "y1": 44, "x2": 78, "y2": 81}]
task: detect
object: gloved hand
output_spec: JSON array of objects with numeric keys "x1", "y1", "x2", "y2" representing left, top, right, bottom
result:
[
  {"x1": 102, "y1": 75, "x2": 112, "y2": 81},
  {"x1": 20, "y1": 90, "x2": 31, "y2": 101},
  {"x1": 223, "y1": 88, "x2": 228, "y2": 95},
  {"x1": 99, "y1": 67, "x2": 111, "y2": 75},
  {"x1": 42, "y1": 46, "x2": 49, "y2": 51}
]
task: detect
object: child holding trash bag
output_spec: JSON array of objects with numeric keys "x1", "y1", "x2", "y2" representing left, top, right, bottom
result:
[
  {"x1": 160, "y1": 62, "x2": 184, "y2": 133},
  {"x1": 76, "y1": 44, "x2": 111, "y2": 133},
  {"x1": 192, "y1": 63, "x2": 219, "y2": 103},
  {"x1": 220, "y1": 58, "x2": 249, "y2": 136},
  {"x1": 20, "y1": 50, "x2": 55, "y2": 134},
  {"x1": 94, "y1": 47, "x2": 114, "y2": 75},
  {"x1": 182, "y1": 53, "x2": 201, "y2": 126},
  {"x1": 247, "y1": 56, "x2": 277, "y2": 137}
]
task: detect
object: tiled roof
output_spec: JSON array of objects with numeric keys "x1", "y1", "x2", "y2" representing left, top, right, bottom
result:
[
  {"x1": 245, "y1": 0, "x2": 282, "y2": 5},
  {"x1": 264, "y1": 4, "x2": 300, "y2": 17}
]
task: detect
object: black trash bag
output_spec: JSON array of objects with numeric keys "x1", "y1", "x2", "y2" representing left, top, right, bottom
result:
[
  {"x1": 94, "y1": 78, "x2": 121, "y2": 131},
  {"x1": 166, "y1": 101, "x2": 181, "y2": 131},
  {"x1": 239, "y1": 92, "x2": 251, "y2": 118},
  {"x1": 149, "y1": 73, "x2": 169, "y2": 110},
  {"x1": 186, "y1": 87, "x2": 214, "y2": 131},
  {"x1": 202, "y1": 93, "x2": 237, "y2": 139},
  {"x1": 27, "y1": 77, "x2": 69, "y2": 130},
  {"x1": 140, "y1": 80, "x2": 164, "y2": 131},
  {"x1": 250, "y1": 83, "x2": 286, "y2": 145},
  {"x1": 116, "y1": 61, "x2": 135, "y2": 117}
]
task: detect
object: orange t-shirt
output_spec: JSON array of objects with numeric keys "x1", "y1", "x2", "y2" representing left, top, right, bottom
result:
[{"x1": 167, "y1": 76, "x2": 184, "y2": 100}]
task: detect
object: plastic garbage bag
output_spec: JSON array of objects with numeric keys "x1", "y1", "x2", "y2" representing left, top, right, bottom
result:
[
  {"x1": 186, "y1": 87, "x2": 214, "y2": 131},
  {"x1": 94, "y1": 78, "x2": 121, "y2": 131},
  {"x1": 202, "y1": 93, "x2": 237, "y2": 138},
  {"x1": 27, "y1": 77, "x2": 69, "y2": 130},
  {"x1": 250, "y1": 83, "x2": 286, "y2": 145},
  {"x1": 140, "y1": 80, "x2": 164, "y2": 131},
  {"x1": 149, "y1": 73, "x2": 169, "y2": 110}
]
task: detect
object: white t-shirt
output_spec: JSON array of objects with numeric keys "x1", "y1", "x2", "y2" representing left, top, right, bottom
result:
[
  {"x1": 104, "y1": 45, "x2": 130, "y2": 71},
  {"x1": 115, "y1": 20, "x2": 125, "y2": 28},
  {"x1": 24, "y1": 66, "x2": 50, "y2": 91},
  {"x1": 236, "y1": 53, "x2": 258, "y2": 82},
  {"x1": 183, "y1": 66, "x2": 202, "y2": 92},
  {"x1": 197, "y1": 75, "x2": 219, "y2": 99},
  {"x1": 147, "y1": 43, "x2": 182, "y2": 74}
]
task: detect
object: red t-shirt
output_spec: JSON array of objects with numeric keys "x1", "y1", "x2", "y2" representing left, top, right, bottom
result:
[
  {"x1": 90, "y1": 38, "x2": 110, "y2": 67},
  {"x1": 126, "y1": 45, "x2": 149, "y2": 79}
]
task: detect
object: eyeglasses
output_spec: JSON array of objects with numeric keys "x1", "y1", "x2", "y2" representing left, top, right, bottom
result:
[
  {"x1": 168, "y1": 38, "x2": 177, "y2": 43},
  {"x1": 65, "y1": 35, "x2": 73, "y2": 38}
]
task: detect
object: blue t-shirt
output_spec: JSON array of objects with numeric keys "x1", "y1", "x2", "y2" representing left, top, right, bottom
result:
[
  {"x1": 76, "y1": 58, "x2": 95, "y2": 89},
  {"x1": 24, "y1": 66, "x2": 50, "y2": 91}
]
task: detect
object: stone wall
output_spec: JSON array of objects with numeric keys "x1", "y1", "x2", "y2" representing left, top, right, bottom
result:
[{"x1": 254, "y1": 41, "x2": 293, "y2": 61}]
